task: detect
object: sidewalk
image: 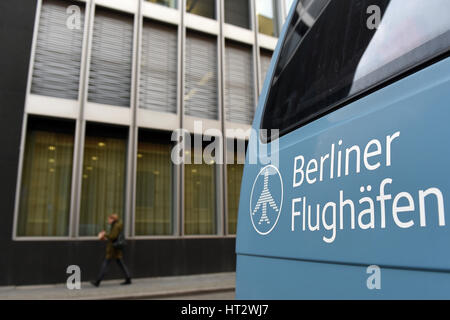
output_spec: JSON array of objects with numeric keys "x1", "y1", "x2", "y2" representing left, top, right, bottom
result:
[{"x1": 0, "y1": 272, "x2": 235, "y2": 300}]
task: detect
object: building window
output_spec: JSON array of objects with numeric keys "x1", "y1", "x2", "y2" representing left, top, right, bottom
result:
[
  {"x1": 31, "y1": 0, "x2": 85, "y2": 100},
  {"x1": 79, "y1": 123, "x2": 128, "y2": 237},
  {"x1": 135, "y1": 130, "x2": 173, "y2": 236},
  {"x1": 186, "y1": 0, "x2": 216, "y2": 20},
  {"x1": 185, "y1": 31, "x2": 218, "y2": 120},
  {"x1": 256, "y1": 0, "x2": 280, "y2": 37},
  {"x1": 227, "y1": 139, "x2": 246, "y2": 235},
  {"x1": 260, "y1": 48, "x2": 273, "y2": 86},
  {"x1": 224, "y1": 41, "x2": 255, "y2": 124},
  {"x1": 146, "y1": 0, "x2": 178, "y2": 9},
  {"x1": 184, "y1": 137, "x2": 217, "y2": 235},
  {"x1": 224, "y1": 0, "x2": 251, "y2": 29},
  {"x1": 140, "y1": 20, "x2": 178, "y2": 114},
  {"x1": 88, "y1": 7, "x2": 134, "y2": 107},
  {"x1": 17, "y1": 117, "x2": 75, "y2": 237}
]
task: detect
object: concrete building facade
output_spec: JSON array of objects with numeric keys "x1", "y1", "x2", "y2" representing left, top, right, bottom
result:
[{"x1": 0, "y1": 0, "x2": 293, "y2": 285}]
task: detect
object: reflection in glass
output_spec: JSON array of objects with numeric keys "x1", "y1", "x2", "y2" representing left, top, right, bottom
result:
[
  {"x1": 256, "y1": 0, "x2": 279, "y2": 37},
  {"x1": 17, "y1": 118, "x2": 75, "y2": 237},
  {"x1": 352, "y1": 0, "x2": 450, "y2": 91},
  {"x1": 146, "y1": 0, "x2": 178, "y2": 9},
  {"x1": 262, "y1": 0, "x2": 450, "y2": 141},
  {"x1": 184, "y1": 139, "x2": 217, "y2": 235},
  {"x1": 224, "y1": 0, "x2": 251, "y2": 29},
  {"x1": 135, "y1": 132, "x2": 173, "y2": 236},
  {"x1": 79, "y1": 124, "x2": 127, "y2": 236},
  {"x1": 186, "y1": 0, "x2": 216, "y2": 19}
]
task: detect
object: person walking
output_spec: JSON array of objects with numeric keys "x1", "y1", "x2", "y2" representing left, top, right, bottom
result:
[{"x1": 91, "y1": 214, "x2": 132, "y2": 287}]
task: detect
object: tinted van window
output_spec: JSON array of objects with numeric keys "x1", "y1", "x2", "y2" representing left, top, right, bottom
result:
[{"x1": 261, "y1": 0, "x2": 450, "y2": 142}]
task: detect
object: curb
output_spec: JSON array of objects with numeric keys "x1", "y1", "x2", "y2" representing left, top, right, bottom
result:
[{"x1": 72, "y1": 286, "x2": 236, "y2": 300}]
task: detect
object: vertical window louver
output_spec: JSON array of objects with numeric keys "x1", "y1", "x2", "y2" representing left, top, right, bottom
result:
[
  {"x1": 260, "y1": 49, "x2": 273, "y2": 85},
  {"x1": 225, "y1": 42, "x2": 255, "y2": 124},
  {"x1": 31, "y1": 0, "x2": 84, "y2": 100},
  {"x1": 140, "y1": 20, "x2": 178, "y2": 113},
  {"x1": 88, "y1": 8, "x2": 134, "y2": 107},
  {"x1": 185, "y1": 31, "x2": 218, "y2": 120}
]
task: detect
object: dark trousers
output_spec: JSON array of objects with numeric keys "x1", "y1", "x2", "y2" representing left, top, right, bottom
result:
[{"x1": 96, "y1": 258, "x2": 131, "y2": 283}]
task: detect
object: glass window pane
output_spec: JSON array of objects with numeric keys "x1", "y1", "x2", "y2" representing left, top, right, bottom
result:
[
  {"x1": 79, "y1": 124, "x2": 128, "y2": 237},
  {"x1": 224, "y1": 0, "x2": 250, "y2": 29},
  {"x1": 227, "y1": 140, "x2": 246, "y2": 235},
  {"x1": 184, "y1": 138, "x2": 217, "y2": 235},
  {"x1": 260, "y1": 49, "x2": 273, "y2": 86},
  {"x1": 140, "y1": 20, "x2": 178, "y2": 113},
  {"x1": 225, "y1": 41, "x2": 255, "y2": 124},
  {"x1": 184, "y1": 31, "x2": 218, "y2": 120},
  {"x1": 31, "y1": 0, "x2": 85, "y2": 100},
  {"x1": 256, "y1": 0, "x2": 279, "y2": 37},
  {"x1": 186, "y1": 0, "x2": 216, "y2": 19},
  {"x1": 17, "y1": 118, "x2": 75, "y2": 237},
  {"x1": 146, "y1": 0, "x2": 178, "y2": 9},
  {"x1": 135, "y1": 131, "x2": 173, "y2": 236},
  {"x1": 88, "y1": 8, "x2": 134, "y2": 107}
]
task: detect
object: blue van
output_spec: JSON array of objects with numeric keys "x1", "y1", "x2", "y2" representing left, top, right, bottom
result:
[{"x1": 236, "y1": 0, "x2": 450, "y2": 299}]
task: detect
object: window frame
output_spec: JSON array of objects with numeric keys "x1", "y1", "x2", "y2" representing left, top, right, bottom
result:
[
  {"x1": 182, "y1": 133, "x2": 222, "y2": 237},
  {"x1": 77, "y1": 122, "x2": 129, "y2": 238},
  {"x1": 14, "y1": 116, "x2": 77, "y2": 240}
]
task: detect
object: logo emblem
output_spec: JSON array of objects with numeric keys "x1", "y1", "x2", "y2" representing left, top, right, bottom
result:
[{"x1": 250, "y1": 165, "x2": 283, "y2": 235}]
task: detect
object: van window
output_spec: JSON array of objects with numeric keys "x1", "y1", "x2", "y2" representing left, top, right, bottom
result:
[{"x1": 261, "y1": 0, "x2": 450, "y2": 142}]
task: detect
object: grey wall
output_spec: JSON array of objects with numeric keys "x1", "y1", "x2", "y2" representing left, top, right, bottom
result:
[{"x1": 0, "y1": 0, "x2": 37, "y2": 285}]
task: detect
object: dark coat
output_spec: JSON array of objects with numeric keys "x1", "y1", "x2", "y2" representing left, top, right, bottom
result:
[{"x1": 105, "y1": 220, "x2": 123, "y2": 260}]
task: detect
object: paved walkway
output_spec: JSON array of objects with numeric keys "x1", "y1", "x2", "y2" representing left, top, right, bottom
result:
[{"x1": 0, "y1": 272, "x2": 236, "y2": 300}]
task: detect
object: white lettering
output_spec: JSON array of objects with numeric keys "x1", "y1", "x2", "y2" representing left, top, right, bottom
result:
[
  {"x1": 291, "y1": 198, "x2": 302, "y2": 231},
  {"x1": 392, "y1": 192, "x2": 415, "y2": 229},
  {"x1": 364, "y1": 139, "x2": 382, "y2": 171},
  {"x1": 306, "y1": 159, "x2": 318, "y2": 184},
  {"x1": 419, "y1": 188, "x2": 446, "y2": 227},
  {"x1": 322, "y1": 202, "x2": 337, "y2": 243},
  {"x1": 293, "y1": 155, "x2": 305, "y2": 188}
]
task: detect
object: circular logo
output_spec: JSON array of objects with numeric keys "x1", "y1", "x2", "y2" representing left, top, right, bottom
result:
[{"x1": 250, "y1": 165, "x2": 283, "y2": 235}]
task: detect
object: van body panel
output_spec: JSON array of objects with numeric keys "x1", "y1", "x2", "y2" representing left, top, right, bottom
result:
[
  {"x1": 236, "y1": 254, "x2": 450, "y2": 300},
  {"x1": 236, "y1": 0, "x2": 450, "y2": 299}
]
